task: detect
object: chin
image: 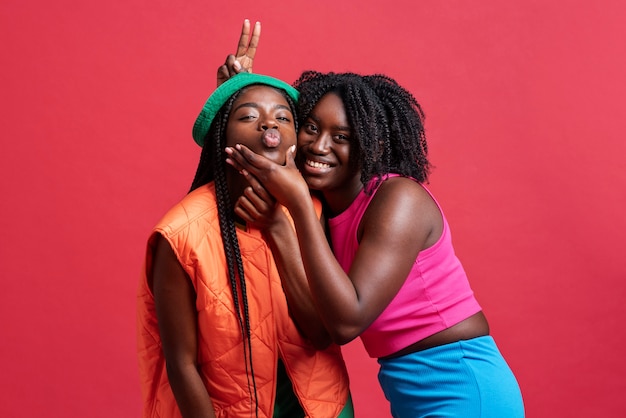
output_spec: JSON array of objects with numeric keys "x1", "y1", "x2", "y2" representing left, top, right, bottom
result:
[{"x1": 300, "y1": 175, "x2": 324, "y2": 191}]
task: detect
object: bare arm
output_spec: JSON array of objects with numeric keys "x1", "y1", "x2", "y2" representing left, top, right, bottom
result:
[
  {"x1": 151, "y1": 235, "x2": 216, "y2": 418},
  {"x1": 226, "y1": 145, "x2": 440, "y2": 345},
  {"x1": 233, "y1": 170, "x2": 332, "y2": 348}
]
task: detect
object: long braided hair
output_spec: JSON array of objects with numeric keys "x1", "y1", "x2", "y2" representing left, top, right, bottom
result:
[
  {"x1": 189, "y1": 85, "x2": 298, "y2": 415},
  {"x1": 293, "y1": 71, "x2": 432, "y2": 192}
]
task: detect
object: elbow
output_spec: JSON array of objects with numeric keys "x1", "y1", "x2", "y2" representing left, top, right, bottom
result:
[
  {"x1": 327, "y1": 325, "x2": 362, "y2": 346},
  {"x1": 302, "y1": 325, "x2": 357, "y2": 349},
  {"x1": 331, "y1": 334, "x2": 359, "y2": 346},
  {"x1": 294, "y1": 322, "x2": 334, "y2": 350},
  {"x1": 306, "y1": 326, "x2": 335, "y2": 350},
  {"x1": 310, "y1": 335, "x2": 333, "y2": 350}
]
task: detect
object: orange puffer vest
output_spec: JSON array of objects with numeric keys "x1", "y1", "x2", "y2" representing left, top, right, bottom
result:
[{"x1": 137, "y1": 183, "x2": 350, "y2": 417}]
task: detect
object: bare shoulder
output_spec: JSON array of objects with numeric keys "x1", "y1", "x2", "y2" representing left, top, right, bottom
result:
[
  {"x1": 372, "y1": 176, "x2": 438, "y2": 213},
  {"x1": 362, "y1": 176, "x2": 442, "y2": 248}
]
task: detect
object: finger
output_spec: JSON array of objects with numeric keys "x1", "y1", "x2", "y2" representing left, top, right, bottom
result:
[
  {"x1": 234, "y1": 200, "x2": 257, "y2": 224},
  {"x1": 243, "y1": 176, "x2": 274, "y2": 206},
  {"x1": 224, "y1": 147, "x2": 247, "y2": 172},
  {"x1": 243, "y1": 189, "x2": 273, "y2": 217},
  {"x1": 236, "y1": 194, "x2": 268, "y2": 222},
  {"x1": 236, "y1": 19, "x2": 251, "y2": 57},
  {"x1": 224, "y1": 146, "x2": 256, "y2": 172},
  {"x1": 246, "y1": 21, "x2": 261, "y2": 61},
  {"x1": 217, "y1": 64, "x2": 229, "y2": 87},
  {"x1": 226, "y1": 149, "x2": 273, "y2": 204},
  {"x1": 224, "y1": 55, "x2": 243, "y2": 76},
  {"x1": 233, "y1": 144, "x2": 273, "y2": 170},
  {"x1": 285, "y1": 144, "x2": 297, "y2": 168},
  {"x1": 236, "y1": 195, "x2": 258, "y2": 215},
  {"x1": 225, "y1": 156, "x2": 244, "y2": 172}
]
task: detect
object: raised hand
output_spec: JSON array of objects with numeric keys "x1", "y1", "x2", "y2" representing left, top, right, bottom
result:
[
  {"x1": 225, "y1": 144, "x2": 310, "y2": 210},
  {"x1": 230, "y1": 146, "x2": 333, "y2": 348},
  {"x1": 217, "y1": 19, "x2": 261, "y2": 86}
]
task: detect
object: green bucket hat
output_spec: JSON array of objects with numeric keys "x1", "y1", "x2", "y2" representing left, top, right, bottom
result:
[{"x1": 192, "y1": 72, "x2": 300, "y2": 147}]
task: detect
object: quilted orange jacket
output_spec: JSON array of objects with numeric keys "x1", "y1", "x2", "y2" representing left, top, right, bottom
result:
[{"x1": 137, "y1": 182, "x2": 350, "y2": 417}]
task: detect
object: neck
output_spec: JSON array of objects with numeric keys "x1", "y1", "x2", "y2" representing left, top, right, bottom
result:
[
  {"x1": 322, "y1": 181, "x2": 364, "y2": 217},
  {"x1": 226, "y1": 167, "x2": 247, "y2": 202},
  {"x1": 225, "y1": 167, "x2": 249, "y2": 226}
]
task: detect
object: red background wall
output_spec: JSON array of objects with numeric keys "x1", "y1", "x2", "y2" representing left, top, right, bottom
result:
[{"x1": 1, "y1": 1, "x2": 625, "y2": 416}]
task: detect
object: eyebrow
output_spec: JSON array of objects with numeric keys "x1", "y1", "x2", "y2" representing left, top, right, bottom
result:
[
  {"x1": 233, "y1": 102, "x2": 293, "y2": 113},
  {"x1": 307, "y1": 114, "x2": 351, "y2": 132}
]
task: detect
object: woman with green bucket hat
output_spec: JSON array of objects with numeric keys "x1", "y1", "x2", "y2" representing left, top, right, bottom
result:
[{"x1": 137, "y1": 64, "x2": 354, "y2": 417}]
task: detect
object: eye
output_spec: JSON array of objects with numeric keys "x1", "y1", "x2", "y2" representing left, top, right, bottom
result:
[
  {"x1": 334, "y1": 133, "x2": 350, "y2": 143},
  {"x1": 304, "y1": 123, "x2": 318, "y2": 134},
  {"x1": 238, "y1": 114, "x2": 257, "y2": 121}
]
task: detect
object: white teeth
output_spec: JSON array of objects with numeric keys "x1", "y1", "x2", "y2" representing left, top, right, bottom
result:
[{"x1": 306, "y1": 160, "x2": 330, "y2": 169}]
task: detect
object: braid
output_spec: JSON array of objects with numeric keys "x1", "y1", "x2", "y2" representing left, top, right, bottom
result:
[
  {"x1": 294, "y1": 71, "x2": 432, "y2": 193},
  {"x1": 214, "y1": 140, "x2": 259, "y2": 414},
  {"x1": 189, "y1": 91, "x2": 259, "y2": 414},
  {"x1": 188, "y1": 84, "x2": 297, "y2": 416}
]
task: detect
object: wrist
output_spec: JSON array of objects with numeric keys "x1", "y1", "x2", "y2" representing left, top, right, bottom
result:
[{"x1": 262, "y1": 209, "x2": 291, "y2": 237}]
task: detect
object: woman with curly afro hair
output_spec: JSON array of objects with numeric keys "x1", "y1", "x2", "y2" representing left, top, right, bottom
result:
[{"x1": 221, "y1": 22, "x2": 524, "y2": 417}]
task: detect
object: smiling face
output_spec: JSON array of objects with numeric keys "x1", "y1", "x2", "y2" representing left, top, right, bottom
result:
[
  {"x1": 225, "y1": 85, "x2": 297, "y2": 165},
  {"x1": 296, "y1": 92, "x2": 363, "y2": 213}
]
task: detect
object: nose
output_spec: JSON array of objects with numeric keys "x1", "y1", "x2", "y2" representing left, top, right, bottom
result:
[
  {"x1": 260, "y1": 117, "x2": 278, "y2": 131},
  {"x1": 308, "y1": 133, "x2": 330, "y2": 154}
]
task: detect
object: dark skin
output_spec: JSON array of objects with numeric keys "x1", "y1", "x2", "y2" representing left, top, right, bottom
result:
[
  {"x1": 151, "y1": 236, "x2": 216, "y2": 418},
  {"x1": 224, "y1": 88, "x2": 440, "y2": 344},
  {"x1": 216, "y1": 19, "x2": 260, "y2": 86},
  {"x1": 217, "y1": 20, "x2": 335, "y2": 347},
  {"x1": 234, "y1": 173, "x2": 333, "y2": 348},
  {"x1": 226, "y1": 144, "x2": 442, "y2": 345},
  {"x1": 225, "y1": 114, "x2": 489, "y2": 355},
  {"x1": 150, "y1": 84, "x2": 331, "y2": 417},
  {"x1": 222, "y1": 19, "x2": 488, "y2": 356}
]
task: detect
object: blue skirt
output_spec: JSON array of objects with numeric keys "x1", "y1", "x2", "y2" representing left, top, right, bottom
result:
[{"x1": 377, "y1": 336, "x2": 524, "y2": 418}]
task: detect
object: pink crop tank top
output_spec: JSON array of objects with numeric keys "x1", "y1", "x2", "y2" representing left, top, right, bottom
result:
[{"x1": 328, "y1": 174, "x2": 481, "y2": 358}]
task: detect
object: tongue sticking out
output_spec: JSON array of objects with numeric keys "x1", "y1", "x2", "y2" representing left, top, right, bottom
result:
[{"x1": 262, "y1": 129, "x2": 281, "y2": 148}]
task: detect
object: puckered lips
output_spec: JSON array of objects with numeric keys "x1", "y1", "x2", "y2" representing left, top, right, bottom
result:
[{"x1": 262, "y1": 129, "x2": 281, "y2": 148}]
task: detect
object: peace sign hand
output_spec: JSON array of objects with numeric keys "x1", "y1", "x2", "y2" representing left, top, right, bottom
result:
[{"x1": 217, "y1": 19, "x2": 261, "y2": 86}]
